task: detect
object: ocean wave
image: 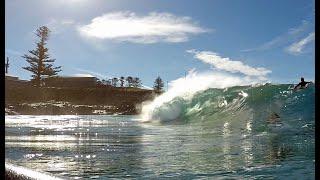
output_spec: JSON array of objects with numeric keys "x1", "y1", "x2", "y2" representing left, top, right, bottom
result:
[{"x1": 141, "y1": 82, "x2": 314, "y2": 133}]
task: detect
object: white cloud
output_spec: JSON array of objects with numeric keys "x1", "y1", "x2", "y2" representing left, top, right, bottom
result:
[
  {"x1": 240, "y1": 36, "x2": 285, "y2": 52},
  {"x1": 61, "y1": 19, "x2": 75, "y2": 25},
  {"x1": 241, "y1": 20, "x2": 313, "y2": 53},
  {"x1": 286, "y1": 32, "x2": 315, "y2": 55},
  {"x1": 288, "y1": 20, "x2": 310, "y2": 35},
  {"x1": 46, "y1": 19, "x2": 75, "y2": 34},
  {"x1": 187, "y1": 49, "x2": 271, "y2": 78},
  {"x1": 78, "y1": 11, "x2": 209, "y2": 44}
]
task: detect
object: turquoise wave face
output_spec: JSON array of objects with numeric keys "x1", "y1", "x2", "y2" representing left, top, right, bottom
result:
[{"x1": 149, "y1": 83, "x2": 315, "y2": 132}]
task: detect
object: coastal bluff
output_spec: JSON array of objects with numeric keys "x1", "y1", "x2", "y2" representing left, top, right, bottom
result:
[{"x1": 5, "y1": 86, "x2": 157, "y2": 115}]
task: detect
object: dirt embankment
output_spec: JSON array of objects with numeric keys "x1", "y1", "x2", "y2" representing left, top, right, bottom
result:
[{"x1": 5, "y1": 86, "x2": 158, "y2": 115}]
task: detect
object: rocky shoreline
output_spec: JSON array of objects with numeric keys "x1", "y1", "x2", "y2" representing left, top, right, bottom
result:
[{"x1": 5, "y1": 101, "x2": 141, "y2": 115}]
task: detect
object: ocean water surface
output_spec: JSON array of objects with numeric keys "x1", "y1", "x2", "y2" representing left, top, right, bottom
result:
[{"x1": 5, "y1": 84, "x2": 315, "y2": 179}]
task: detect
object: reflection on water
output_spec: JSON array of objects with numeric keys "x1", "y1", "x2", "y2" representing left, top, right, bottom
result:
[
  {"x1": 6, "y1": 115, "x2": 314, "y2": 179},
  {"x1": 6, "y1": 115, "x2": 144, "y2": 179}
]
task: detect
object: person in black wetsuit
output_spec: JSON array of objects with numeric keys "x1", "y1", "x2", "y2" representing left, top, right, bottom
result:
[{"x1": 294, "y1": 77, "x2": 312, "y2": 89}]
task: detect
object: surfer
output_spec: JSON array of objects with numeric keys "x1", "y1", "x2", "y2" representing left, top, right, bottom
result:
[
  {"x1": 293, "y1": 77, "x2": 312, "y2": 90},
  {"x1": 267, "y1": 112, "x2": 281, "y2": 124}
]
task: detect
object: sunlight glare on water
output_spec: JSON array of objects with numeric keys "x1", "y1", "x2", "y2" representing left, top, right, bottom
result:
[{"x1": 5, "y1": 109, "x2": 314, "y2": 179}]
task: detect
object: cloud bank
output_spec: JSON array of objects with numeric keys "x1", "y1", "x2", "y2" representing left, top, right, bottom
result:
[
  {"x1": 286, "y1": 32, "x2": 315, "y2": 55},
  {"x1": 78, "y1": 11, "x2": 208, "y2": 44},
  {"x1": 187, "y1": 50, "x2": 271, "y2": 78}
]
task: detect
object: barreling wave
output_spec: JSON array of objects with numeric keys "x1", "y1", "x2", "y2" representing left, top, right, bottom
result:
[{"x1": 141, "y1": 83, "x2": 314, "y2": 132}]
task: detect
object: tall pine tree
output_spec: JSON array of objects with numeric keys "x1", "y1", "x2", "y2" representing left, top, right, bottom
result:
[
  {"x1": 153, "y1": 76, "x2": 164, "y2": 92},
  {"x1": 22, "y1": 26, "x2": 61, "y2": 86}
]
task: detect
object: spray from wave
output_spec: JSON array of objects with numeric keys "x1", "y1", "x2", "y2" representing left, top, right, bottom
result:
[
  {"x1": 141, "y1": 50, "x2": 273, "y2": 122},
  {"x1": 141, "y1": 71, "x2": 267, "y2": 122},
  {"x1": 142, "y1": 50, "x2": 313, "y2": 124}
]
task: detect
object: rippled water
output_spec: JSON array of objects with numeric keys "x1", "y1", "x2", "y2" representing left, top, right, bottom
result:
[{"x1": 5, "y1": 114, "x2": 314, "y2": 179}]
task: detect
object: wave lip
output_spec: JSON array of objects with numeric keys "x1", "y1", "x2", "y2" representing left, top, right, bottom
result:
[
  {"x1": 142, "y1": 81, "x2": 314, "y2": 125},
  {"x1": 141, "y1": 71, "x2": 270, "y2": 122}
]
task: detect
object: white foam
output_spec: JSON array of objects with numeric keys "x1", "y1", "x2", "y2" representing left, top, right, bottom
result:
[{"x1": 141, "y1": 70, "x2": 265, "y2": 121}]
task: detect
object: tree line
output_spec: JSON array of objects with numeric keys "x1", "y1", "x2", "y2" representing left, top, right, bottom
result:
[
  {"x1": 97, "y1": 76, "x2": 142, "y2": 88},
  {"x1": 97, "y1": 76, "x2": 164, "y2": 92},
  {"x1": 20, "y1": 25, "x2": 165, "y2": 92}
]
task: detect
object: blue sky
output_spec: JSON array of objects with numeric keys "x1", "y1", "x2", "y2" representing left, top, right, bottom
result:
[{"x1": 5, "y1": 0, "x2": 315, "y2": 87}]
